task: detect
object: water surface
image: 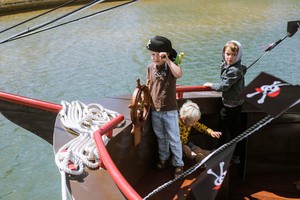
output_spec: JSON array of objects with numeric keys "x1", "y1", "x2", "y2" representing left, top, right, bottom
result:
[{"x1": 0, "y1": 0, "x2": 299, "y2": 199}]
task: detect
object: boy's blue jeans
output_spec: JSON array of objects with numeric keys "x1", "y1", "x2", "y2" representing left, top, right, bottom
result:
[{"x1": 151, "y1": 110, "x2": 184, "y2": 167}]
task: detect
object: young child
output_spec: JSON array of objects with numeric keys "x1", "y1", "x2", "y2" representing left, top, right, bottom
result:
[
  {"x1": 204, "y1": 40, "x2": 247, "y2": 164},
  {"x1": 179, "y1": 100, "x2": 222, "y2": 164},
  {"x1": 145, "y1": 35, "x2": 184, "y2": 178}
]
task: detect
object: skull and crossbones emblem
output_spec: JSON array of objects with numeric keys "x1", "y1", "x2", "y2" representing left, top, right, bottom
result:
[
  {"x1": 246, "y1": 81, "x2": 288, "y2": 104},
  {"x1": 207, "y1": 161, "x2": 227, "y2": 190}
]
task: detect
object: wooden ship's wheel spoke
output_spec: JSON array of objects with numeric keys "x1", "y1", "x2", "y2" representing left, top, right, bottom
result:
[{"x1": 129, "y1": 79, "x2": 151, "y2": 145}]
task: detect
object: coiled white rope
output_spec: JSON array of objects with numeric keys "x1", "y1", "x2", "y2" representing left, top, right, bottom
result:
[{"x1": 55, "y1": 100, "x2": 124, "y2": 200}]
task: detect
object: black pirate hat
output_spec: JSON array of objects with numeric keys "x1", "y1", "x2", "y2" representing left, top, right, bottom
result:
[{"x1": 146, "y1": 35, "x2": 177, "y2": 61}]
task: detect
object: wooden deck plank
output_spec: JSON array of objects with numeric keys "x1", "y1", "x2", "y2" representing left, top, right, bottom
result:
[{"x1": 229, "y1": 164, "x2": 300, "y2": 200}]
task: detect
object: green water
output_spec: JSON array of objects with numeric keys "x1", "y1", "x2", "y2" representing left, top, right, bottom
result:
[{"x1": 0, "y1": 0, "x2": 299, "y2": 199}]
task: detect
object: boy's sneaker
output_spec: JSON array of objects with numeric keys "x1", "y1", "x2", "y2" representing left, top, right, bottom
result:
[
  {"x1": 194, "y1": 153, "x2": 205, "y2": 163},
  {"x1": 232, "y1": 156, "x2": 240, "y2": 164},
  {"x1": 156, "y1": 160, "x2": 168, "y2": 170},
  {"x1": 174, "y1": 166, "x2": 183, "y2": 178}
]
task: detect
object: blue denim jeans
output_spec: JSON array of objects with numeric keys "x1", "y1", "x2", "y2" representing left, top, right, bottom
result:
[{"x1": 151, "y1": 110, "x2": 184, "y2": 167}]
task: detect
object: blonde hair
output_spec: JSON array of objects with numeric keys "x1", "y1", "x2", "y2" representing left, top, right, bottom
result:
[{"x1": 179, "y1": 100, "x2": 201, "y2": 122}]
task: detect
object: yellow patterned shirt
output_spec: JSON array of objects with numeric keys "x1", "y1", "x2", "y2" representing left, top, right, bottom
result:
[{"x1": 179, "y1": 119, "x2": 212, "y2": 144}]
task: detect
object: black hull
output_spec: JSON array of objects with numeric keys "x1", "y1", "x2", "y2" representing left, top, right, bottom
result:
[{"x1": 0, "y1": 96, "x2": 59, "y2": 144}]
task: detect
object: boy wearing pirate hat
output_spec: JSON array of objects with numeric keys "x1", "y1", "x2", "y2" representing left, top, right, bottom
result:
[{"x1": 146, "y1": 36, "x2": 184, "y2": 178}]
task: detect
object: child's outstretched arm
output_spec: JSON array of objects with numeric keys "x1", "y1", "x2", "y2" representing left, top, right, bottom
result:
[
  {"x1": 194, "y1": 122, "x2": 222, "y2": 139},
  {"x1": 210, "y1": 130, "x2": 222, "y2": 138}
]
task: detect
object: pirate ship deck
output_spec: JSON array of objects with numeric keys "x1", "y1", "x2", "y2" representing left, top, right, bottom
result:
[{"x1": 0, "y1": 73, "x2": 299, "y2": 199}]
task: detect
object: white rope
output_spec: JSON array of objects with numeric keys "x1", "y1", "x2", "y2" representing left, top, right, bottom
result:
[{"x1": 55, "y1": 100, "x2": 124, "y2": 200}]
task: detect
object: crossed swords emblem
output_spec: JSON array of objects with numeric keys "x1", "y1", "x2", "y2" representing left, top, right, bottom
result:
[{"x1": 246, "y1": 81, "x2": 288, "y2": 104}]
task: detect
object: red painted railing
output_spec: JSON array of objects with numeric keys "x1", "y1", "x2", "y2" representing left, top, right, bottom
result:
[
  {"x1": 176, "y1": 85, "x2": 212, "y2": 99},
  {"x1": 0, "y1": 91, "x2": 62, "y2": 113},
  {"x1": 0, "y1": 85, "x2": 212, "y2": 112},
  {"x1": 93, "y1": 115, "x2": 142, "y2": 200}
]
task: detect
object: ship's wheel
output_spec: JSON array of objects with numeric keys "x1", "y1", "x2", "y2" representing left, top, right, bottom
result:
[{"x1": 129, "y1": 79, "x2": 151, "y2": 145}]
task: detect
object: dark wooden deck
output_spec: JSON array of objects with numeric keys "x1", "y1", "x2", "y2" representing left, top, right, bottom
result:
[
  {"x1": 229, "y1": 163, "x2": 300, "y2": 200},
  {"x1": 134, "y1": 157, "x2": 207, "y2": 200}
]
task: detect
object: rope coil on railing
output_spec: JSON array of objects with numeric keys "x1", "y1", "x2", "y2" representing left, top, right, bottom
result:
[{"x1": 55, "y1": 100, "x2": 124, "y2": 200}]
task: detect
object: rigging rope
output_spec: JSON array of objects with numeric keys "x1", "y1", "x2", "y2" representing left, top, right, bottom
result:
[
  {"x1": 143, "y1": 115, "x2": 274, "y2": 199},
  {"x1": 56, "y1": 100, "x2": 124, "y2": 200},
  {"x1": 0, "y1": 0, "x2": 105, "y2": 44},
  {"x1": 0, "y1": 0, "x2": 78, "y2": 34},
  {"x1": 0, "y1": 0, "x2": 139, "y2": 43}
]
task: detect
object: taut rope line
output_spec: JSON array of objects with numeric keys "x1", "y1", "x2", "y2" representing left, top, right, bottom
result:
[
  {"x1": 0, "y1": 0, "x2": 78, "y2": 34},
  {"x1": 0, "y1": 0, "x2": 139, "y2": 44},
  {"x1": 0, "y1": 0, "x2": 105, "y2": 44}
]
